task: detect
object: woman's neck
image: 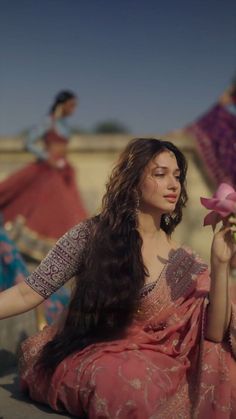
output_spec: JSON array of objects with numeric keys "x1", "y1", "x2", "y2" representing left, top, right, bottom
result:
[
  {"x1": 137, "y1": 211, "x2": 175, "y2": 250},
  {"x1": 137, "y1": 211, "x2": 162, "y2": 239}
]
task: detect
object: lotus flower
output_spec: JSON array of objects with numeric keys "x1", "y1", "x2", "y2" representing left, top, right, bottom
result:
[{"x1": 200, "y1": 183, "x2": 236, "y2": 233}]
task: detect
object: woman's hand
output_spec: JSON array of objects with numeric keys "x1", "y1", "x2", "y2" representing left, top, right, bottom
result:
[
  {"x1": 46, "y1": 143, "x2": 67, "y2": 169},
  {"x1": 47, "y1": 157, "x2": 66, "y2": 169},
  {"x1": 211, "y1": 216, "x2": 236, "y2": 265},
  {"x1": 206, "y1": 216, "x2": 236, "y2": 342}
]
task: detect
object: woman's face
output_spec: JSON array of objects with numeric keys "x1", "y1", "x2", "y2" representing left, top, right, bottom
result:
[
  {"x1": 62, "y1": 98, "x2": 77, "y2": 116},
  {"x1": 139, "y1": 150, "x2": 181, "y2": 214}
]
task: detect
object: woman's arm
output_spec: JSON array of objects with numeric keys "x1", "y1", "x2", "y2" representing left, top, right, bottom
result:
[
  {"x1": 205, "y1": 221, "x2": 235, "y2": 342},
  {"x1": 26, "y1": 118, "x2": 51, "y2": 160},
  {"x1": 205, "y1": 260, "x2": 231, "y2": 342},
  {"x1": 0, "y1": 282, "x2": 44, "y2": 319},
  {"x1": 0, "y1": 220, "x2": 91, "y2": 320}
]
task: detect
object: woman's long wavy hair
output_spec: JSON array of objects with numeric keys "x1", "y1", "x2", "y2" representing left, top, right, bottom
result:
[{"x1": 37, "y1": 138, "x2": 188, "y2": 372}]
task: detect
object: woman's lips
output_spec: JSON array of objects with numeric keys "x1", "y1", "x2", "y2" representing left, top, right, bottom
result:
[{"x1": 164, "y1": 195, "x2": 177, "y2": 202}]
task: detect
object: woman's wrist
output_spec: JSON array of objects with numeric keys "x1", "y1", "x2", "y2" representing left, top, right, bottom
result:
[
  {"x1": 211, "y1": 256, "x2": 229, "y2": 268},
  {"x1": 210, "y1": 256, "x2": 229, "y2": 277}
]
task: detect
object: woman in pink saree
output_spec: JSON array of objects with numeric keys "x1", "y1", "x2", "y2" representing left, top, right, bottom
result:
[{"x1": 0, "y1": 138, "x2": 236, "y2": 418}]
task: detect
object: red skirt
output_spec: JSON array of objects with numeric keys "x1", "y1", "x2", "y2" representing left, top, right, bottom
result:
[{"x1": 0, "y1": 161, "x2": 87, "y2": 258}]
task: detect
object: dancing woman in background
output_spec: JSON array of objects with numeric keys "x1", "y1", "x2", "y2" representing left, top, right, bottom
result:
[
  {"x1": 0, "y1": 138, "x2": 236, "y2": 418},
  {"x1": 0, "y1": 91, "x2": 87, "y2": 260}
]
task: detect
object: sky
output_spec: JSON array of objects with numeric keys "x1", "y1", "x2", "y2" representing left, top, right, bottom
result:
[{"x1": 0, "y1": 0, "x2": 236, "y2": 136}]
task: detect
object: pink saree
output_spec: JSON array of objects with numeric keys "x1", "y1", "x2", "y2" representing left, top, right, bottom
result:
[{"x1": 19, "y1": 246, "x2": 236, "y2": 418}]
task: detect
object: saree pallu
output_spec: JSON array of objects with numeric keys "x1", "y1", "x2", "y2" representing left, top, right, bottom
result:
[
  {"x1": 187, "y1": 104, "x2": 236, "y2": 187},
  {"x1": 19, "y1": 247, "x2": 236, "y2": 418},
  {"x1": 0, "y1": 160, "x2": 87, "y2": 260}
]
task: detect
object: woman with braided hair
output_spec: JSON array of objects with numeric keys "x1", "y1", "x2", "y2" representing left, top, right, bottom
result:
[{"x1": 0, "y1": 138, "x2": 236, "y2": 418}]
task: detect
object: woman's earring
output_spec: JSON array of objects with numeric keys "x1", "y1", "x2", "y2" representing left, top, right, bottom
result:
[{"x1": 164, "y1": 214, "x2": 171, "y2": 225}]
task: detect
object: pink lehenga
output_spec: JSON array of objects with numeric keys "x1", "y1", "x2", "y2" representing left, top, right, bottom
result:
[{"x1": 19, "y1": 220, "x2": 236, "y2": 418}]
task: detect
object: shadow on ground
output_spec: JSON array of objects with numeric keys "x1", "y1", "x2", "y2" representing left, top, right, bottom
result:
[{"x1": 0, "y1": 368, "x2": 83, "y2": 418}]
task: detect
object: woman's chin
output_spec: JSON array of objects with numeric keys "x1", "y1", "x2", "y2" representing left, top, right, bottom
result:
[{"x1": 159, "y1": 203, "x2": 176, "y2": 212}]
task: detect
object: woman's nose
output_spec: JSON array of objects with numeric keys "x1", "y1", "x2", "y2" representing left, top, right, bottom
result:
[{"x1": 168, "y1": 176, "x2": 179, "y2": 189}]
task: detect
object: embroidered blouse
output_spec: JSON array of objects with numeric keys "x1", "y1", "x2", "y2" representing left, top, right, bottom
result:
[
  {"x1": 26, "y1": 116, "x2": 71, "y2": 160},
  {"x1": 24, "y1": 220, "x2": 92, "y2": 298}
]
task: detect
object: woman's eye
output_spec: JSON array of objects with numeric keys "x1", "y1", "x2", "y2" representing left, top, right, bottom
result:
[
  {"x1": 175, "y1": 176, "x2": 181, "y2": 181},
  {"x1": 154, "y1": 173, "x2": 164, "y2": 177}
]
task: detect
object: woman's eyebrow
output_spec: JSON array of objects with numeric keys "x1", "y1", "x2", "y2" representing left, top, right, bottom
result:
[{"x1": 152, "y1": 165, "x2": 180, "y2": 172}]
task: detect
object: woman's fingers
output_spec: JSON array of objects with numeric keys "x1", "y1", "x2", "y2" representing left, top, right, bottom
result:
[
  {"x1": 219, "y1": 225, "x2": 236, "y2": 237},
  {"x1": 222, "y1": 215, "x2": 236, "y2": 228},
  {"x1": 228, "y1": 216, "x2": 236, "y2": 224}
]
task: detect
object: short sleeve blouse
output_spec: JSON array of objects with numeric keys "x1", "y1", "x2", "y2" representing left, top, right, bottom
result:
[{"x1": 24, "y1": 219, "x2": 92, "y2": 298}]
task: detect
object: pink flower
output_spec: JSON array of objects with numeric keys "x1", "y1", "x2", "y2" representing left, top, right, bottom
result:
[{"x1": 200, "y1": 183, "x2": 236, "y2": 230}]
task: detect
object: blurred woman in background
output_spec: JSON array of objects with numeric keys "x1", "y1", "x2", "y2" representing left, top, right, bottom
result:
[{"x1": 0, "y1": 91, "x2": 87, "y2": 260}]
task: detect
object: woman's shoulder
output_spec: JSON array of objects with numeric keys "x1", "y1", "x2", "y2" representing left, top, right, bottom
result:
[
  {"x1": 168, "y1": 245, "x2": 210, "y2": 295},
  {"x1": 66, "y1": 217, "x2": 97, "y2": 242},
  {"x1": 169, "y1": 242, "x2": 208, "y2": 273},
  {"x1": 50, "y1": 218, "x2": 97, "y2": 264},
  {"x1": 176, "y1": 244, "x2": 209, "y2": 273},
  {"x1": 179, "y1": 244, "x2": 205, "y2": 259}
]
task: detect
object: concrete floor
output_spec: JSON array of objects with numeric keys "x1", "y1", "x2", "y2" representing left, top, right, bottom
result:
[{"x1": 0, "y1": 369, "x2": 74, "y2": 419}]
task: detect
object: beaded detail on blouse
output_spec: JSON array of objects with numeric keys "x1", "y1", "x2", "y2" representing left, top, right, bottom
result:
[
  {"x1": 137, "y1": 247, "x2": 208, "y2": 320},
  {"x1": 24, "y1": 219, "x2": 92, "y2": 298},
  {"x1": 140, "y1": 249, "x2": 177, "y2": 298}
]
